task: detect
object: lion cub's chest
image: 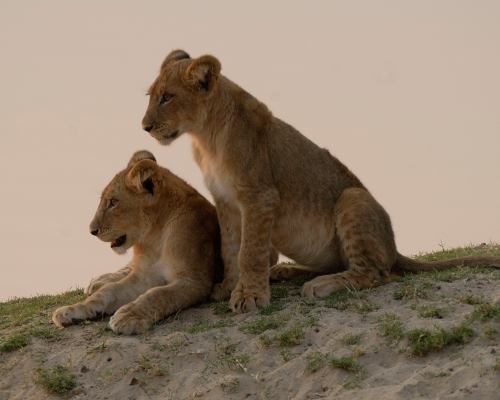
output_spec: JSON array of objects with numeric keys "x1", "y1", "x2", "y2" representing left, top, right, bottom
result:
[{"x1": 194, "y1": 144, "x2": 236, "y2": 203}]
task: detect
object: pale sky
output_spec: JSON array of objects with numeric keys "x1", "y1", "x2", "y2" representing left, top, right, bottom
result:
[{"x1": 1, "y1": 0, "x2": 499, "y2": 300}]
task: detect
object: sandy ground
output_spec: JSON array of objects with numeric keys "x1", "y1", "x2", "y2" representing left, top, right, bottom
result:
[{"x1": 0, "y1": 262, "x2": 499, "y2": 400}]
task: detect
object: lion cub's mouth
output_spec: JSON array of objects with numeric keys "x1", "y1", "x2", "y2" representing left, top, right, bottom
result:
[
  {"x1": 111, "y1": 235, "x2": 127, "y2": 248},
  {"x1": 163, "y1": 130, "x2": 179, "y2": 140}
]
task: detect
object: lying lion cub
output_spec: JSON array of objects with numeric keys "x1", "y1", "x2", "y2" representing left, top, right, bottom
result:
[
  {"x1": 52, "y1": 150, "x2": 221, "y2": 334},
  {"x1": 142, "y1": 50, "x2": 500, "y2": 313}
]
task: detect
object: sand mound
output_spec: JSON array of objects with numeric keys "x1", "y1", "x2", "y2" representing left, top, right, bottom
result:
[{"x1": 1, "y1": 245, "x2": 499, "y2": 399}]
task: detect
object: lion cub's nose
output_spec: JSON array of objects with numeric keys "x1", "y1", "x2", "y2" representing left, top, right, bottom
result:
[
  {"x1": 90, "y1": 229, "x2": 99, "y2": 236},
  {"x1": 143, "y1": 124, "x2": 154, "y2": 133}
]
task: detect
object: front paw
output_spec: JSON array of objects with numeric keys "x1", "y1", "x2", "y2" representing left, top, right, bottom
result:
[
  {"x1": 109, "y1": 305, "x2": 151, "y2": 335},
  {"x1": 52, "y1": 304, "x2": 87, "y2": 328},
  {"x1": 229, "y1": 282, "x2": 270, "y2": 313}
]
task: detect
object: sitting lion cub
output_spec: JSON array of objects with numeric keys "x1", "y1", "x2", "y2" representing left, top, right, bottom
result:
[
  {"x1": 142, "y1": 50, "x2": 500, "y2": 314},
  {"x1": 52, "y1": 150, "x2": 221, "y2": 334}
]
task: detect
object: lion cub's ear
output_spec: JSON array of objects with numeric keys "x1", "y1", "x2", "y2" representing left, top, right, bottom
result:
[
  {"x1": 127, "y1": 150, "x2": 156, "y2": 168},
  {"x1": 185, "y1": 55, "x2": 221, "y2": 92},
  {"x1": 126, "y1": 159, "x2": 158, "y2": 196},
  {"x1": 161, "y1": 49, "x2": 191, "y2": 69}
]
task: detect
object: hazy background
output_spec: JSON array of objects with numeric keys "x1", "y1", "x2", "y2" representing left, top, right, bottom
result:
[{"x1": 1, "y1": 1, "x2": 499, "y2": 301}]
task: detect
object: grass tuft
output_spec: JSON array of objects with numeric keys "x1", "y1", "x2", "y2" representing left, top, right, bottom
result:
[
  {"x1": 378, "y1": 313, "x2": 405, "y2": 342},
  {"x1": 0, "y1": 332, "x2": 30, "y2": 352},
  {"x1": 211, "y1": 301, "x2": 231, "y2": 316},
  {"x1": 35, "y1": 364, "x2": 76, "y2": 395},
  {"x1": 136, "y1": 354, "x2": 168, "y2": 376},
  {"x1": 274, "y1": 325, "x2": 305, "y2": 347},
  {"x1": 393, "y1": 280, "x2": 432, "y2": 301},
  {"x1": 323, "y1": 290, "x2": 364, "y2": 310},
  {"x1": 416, "y1": 304, "x2": 445, "y2": 319},
  {"x1": 240, "y1": 316, "x2": 280, "y2": 335},
  {"x1": 329, "y1": 355, "x2": 363, "y2": 373},
  {"x1": 342, "y1": 333, "x2": 362, "y2": 346},
  {"x1": 259, "y1": 302, "x2": 285, "y2": 316},
  {"x1": 493, "y1": 357, "x2": 500, "y2": 372},
  {"x1": 469, "y1": 304, "x2": 499, "y2": 322},
  {"x1": 483, "y1": 325, "x2": 498, "y2": 340},
  {"x1": 406, "y1": 324, "x2": 474, "y2": 356},
  {"x1": 305, "y1": 351, "x2": 325, "y2": 374},
  {"x1": 459, "y1": 294, "x2": 484, "y2": 305}
]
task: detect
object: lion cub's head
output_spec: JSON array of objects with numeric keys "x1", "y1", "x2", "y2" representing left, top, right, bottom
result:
[
  {"x1": 89, "y1": 150, "x2": 164, "y2": 254},
  {"x1": 141, "y1": 49, "x2": 221, "y2": 145}
]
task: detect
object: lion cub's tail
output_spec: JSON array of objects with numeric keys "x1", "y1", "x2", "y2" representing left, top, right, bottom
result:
[{"x1": 395, "y1": 253, "x2": 500, "y2": 272}]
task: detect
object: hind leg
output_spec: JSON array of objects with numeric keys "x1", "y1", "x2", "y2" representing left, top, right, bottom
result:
[{"x1": 301, "y1": 188, "x2": 397, "y2": 298}]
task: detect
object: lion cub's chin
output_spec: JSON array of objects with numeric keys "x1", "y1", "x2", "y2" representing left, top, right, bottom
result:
[
  {"x1": 157, "y1": 137, "x2": 177, "y2": 146},
  {"x1": 112, "y1": 246, "x2": 128, "y2": 255}
]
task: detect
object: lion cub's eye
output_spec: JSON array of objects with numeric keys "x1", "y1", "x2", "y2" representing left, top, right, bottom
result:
[
  {"x1": 107, "y1": 198, "x2": 118, "y2": 209},
  {"x1": 159, "y1": 92, "x2": 174, "y2": 106}
]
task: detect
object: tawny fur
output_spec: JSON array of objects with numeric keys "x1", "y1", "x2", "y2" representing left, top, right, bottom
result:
[
  {"x1": 52, "y1": 150, "x2": 222, "y2": 334},
  {"x1": 142, "y1": 50, "x2": 500, "y2": 313}
]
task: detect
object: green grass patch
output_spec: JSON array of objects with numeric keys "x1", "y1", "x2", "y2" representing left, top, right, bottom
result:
[
  {"x1": 414, "y1": 244, "x2": 500, "y2": 281},
  {"x1": 0, "y1": 332, "x2": 30, "y2": 352},
  {"x1": 270, "y1": 284, "x2": 289, "y2": 300},
  {"x1": 342, "y1": 333, "x2": 362, "y2": 346},
  {"x1": 0, "y1": 289, "x2": 85, "y2": 330},
  {"x1": 304, "y1": 313, "x2": 319, "y2": 327},
  {"x1": 323, "y1": 289, "x2": 368, "y2": 311},
  {"x1": 258, "y1": 325, "x2": 306, "y2": 348},
  {"x1": 258, "y1": 334, "x2": 273, "y2": 347},
  {"x1": 211, "y1": 301, "x2": 231, "y2": 316},
  {"x1": 305, "y1": 351, "x2": 326, "y2": 373},
  {"x1": 135, "y1": 354, "x2": 168, "y2": 377},
  {"x1": 353, "y1": 301, "x2": 380, "y2": 314},
  {"x1": 378, "y1": 313, "x2": 405, "y2": 342},
  {"x1": 459, "y1": 294, "x2": 484, "y2": 305},
  {"x1": 416, "y1": 304, "x2": 445, "y2": 319},
  {"x1": 469, "y1": 304, "x2": 500, "y2": 322},
  {"x1": 329, "y1": 355, "x2": 363, "y2": 373},
  {"x1": 240, "y1": 315, "x2": 280, "y2": 334},
  {"x1": 483, "y1": 325, "x2": 498, "y2": 340},
  {"x1": 35, "y1": 364, "x2": 77, "y2": 395},
  {"x1": 214, "y1": 341, "x2": 250, "y2": 372},
  {"x1": 0, "y1": 323, "x2": 62, "y2": 353},
  {"x1": 259, "y1": 301, "x2": 285, "y2": 316},
  {"x1": 406, "y1": 324, "x2": 474, "y2": 356},
  {"x1": 29, "y1": 325, "x2": 61, "y2": 340},
  {"x1": 416, "y1": 243, "x2": 500, "y2": 261},
  {"x1": 274, "y1": 325, "x2": 305, "y2": 347},
  {"x1": 494, "y1": 357, "x2": 500, "y2": 371},
  {"x1": 393, "y1": 280, "x2": 432, "y2": 301},
  {"x1": 280, "y1": 348, "x2": 294, "y2": 362}
]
